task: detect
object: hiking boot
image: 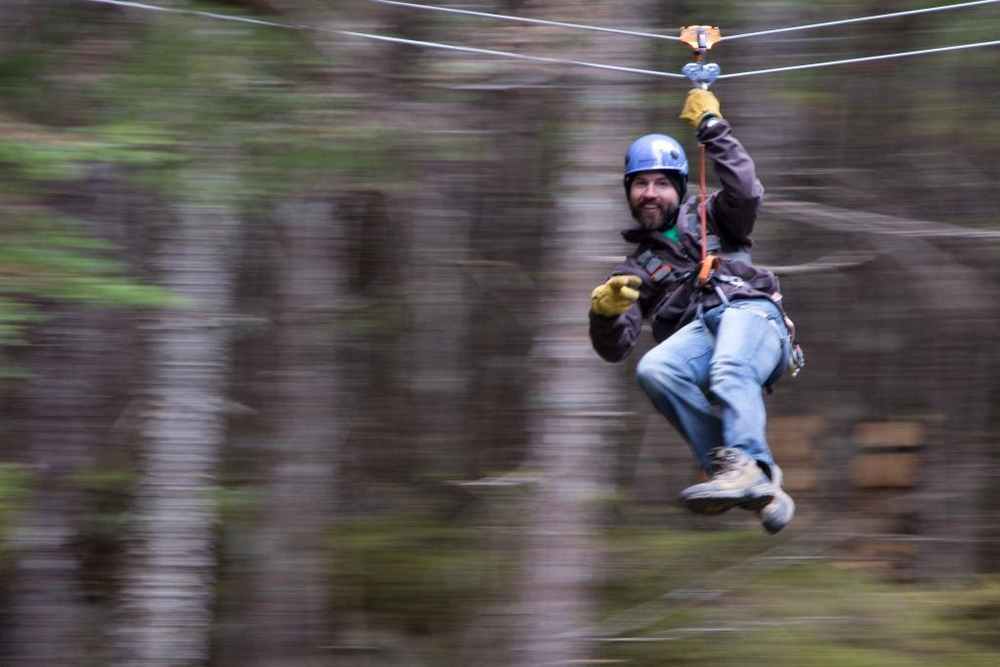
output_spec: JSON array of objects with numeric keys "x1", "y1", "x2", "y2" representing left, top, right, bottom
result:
[
  {"x1": 679, "y1": 447, "x2": 775, "y2": 515},
  {"x1": 758, "y1": 463, "x2": 795, "y2": 534}
]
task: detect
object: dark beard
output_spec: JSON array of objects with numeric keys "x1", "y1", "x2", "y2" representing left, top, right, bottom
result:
[{"x1": 630, "y1": 201, "x2": 679, "y2": 230}]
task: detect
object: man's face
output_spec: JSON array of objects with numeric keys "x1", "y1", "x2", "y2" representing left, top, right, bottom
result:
[{"x1": 628, "y1": 171, "x2": 680, "y2": 230}]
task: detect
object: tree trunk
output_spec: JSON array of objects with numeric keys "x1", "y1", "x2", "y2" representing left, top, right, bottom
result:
[
  {"x1": 114, "y1": 170, "x2": 237, "y2": 667},
  {"x1": 7, "y1": 167, "x2": 136, "y2": 667},
  {"x1": 245, "y1": 197, "x2": 342, "y2": 666},
  {"x1": 512, "y1": 3, "x2": 653, "y2": 662},
  {"x1": 7, "y1": 313, "x2": 106, "y2": 666}
]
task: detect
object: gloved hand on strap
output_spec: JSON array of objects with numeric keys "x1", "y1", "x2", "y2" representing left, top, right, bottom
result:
[
  {"x1": 679, "y1": 88, "x2": 722, "y2": 129},
  {"x1": 591, "y1": 275, "x2": 642, "y2": 317}
]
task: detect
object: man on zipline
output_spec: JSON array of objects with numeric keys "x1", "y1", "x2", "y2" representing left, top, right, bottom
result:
[{"x1": 589, "y1": 88, "x2": 798, "y2": 534}]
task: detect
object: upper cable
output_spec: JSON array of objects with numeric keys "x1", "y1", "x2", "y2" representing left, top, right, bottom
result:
[
  {"x1": 80, "y1": 0, "x2": 1000, "y2": 82},
  {"x1": 724, "y1": 0, "x2": 999, "y2": 40},
  {"x1": 341, "y1": 30, "x2": 685, "y2": 78},
  {"x1": 720, "y1": 39, "x2": 1000, "y2": 78},
  {"x1": 84, "y1": 0, "x2": 685, "y2": 79},
  {"x1": 369, "y1": 0, "x2": 681, "y2": 41}
]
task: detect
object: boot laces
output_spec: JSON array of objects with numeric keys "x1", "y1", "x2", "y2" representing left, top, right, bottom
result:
[{"x1": 709, "y1": 448, "x2": 747, "y2": 480}]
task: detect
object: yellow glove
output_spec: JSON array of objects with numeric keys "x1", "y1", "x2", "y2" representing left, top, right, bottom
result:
[
  {"x1": 591, "y1": 275, "x2": 642, "y2": 317},
  {"x1": 679, "y1": 88, "x2": 722, "y2": 129}
]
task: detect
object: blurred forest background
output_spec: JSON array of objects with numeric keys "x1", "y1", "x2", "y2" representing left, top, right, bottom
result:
[{"x1": 1, "y1": 1, "x2": 999, "y2": 665}]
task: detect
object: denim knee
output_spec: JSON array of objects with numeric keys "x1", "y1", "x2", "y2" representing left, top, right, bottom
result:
[
  {"x1": 709, "y1": 357, "x2": 758, "y2": 395},
  {"x1": 635, "y1": 354, "x2": 657, "y2": 392},
  {"x1": 637, "y1": 352, "x2": 687, "y2": 397}
]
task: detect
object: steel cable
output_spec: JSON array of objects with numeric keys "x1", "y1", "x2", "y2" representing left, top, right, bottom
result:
[
  {"x1": 724, "y1": 0, "x2": 998, "y2": 40},
  {"x1": 340, "y1": 30, "x2": 686, "y2": 78},
  {"x1": 369, "y1": 0, "x2": 681, "y2": 41},
  {"x1": 369, "y1": 0, "x2": 998, "y2": 44},
  {"x1": 80, "y1": 0, "x2": 1000, "y2": 81},
  {"x1": 83, "y1": 0, "x2": 685, "y2": 78},
  {"x1": 719, "y1": 39, "x2": 1000, "y2": 78}
]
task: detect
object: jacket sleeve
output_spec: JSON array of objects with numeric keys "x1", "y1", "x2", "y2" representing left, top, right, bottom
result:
[
  {"x1": 589, "y1": 304, "x2": 643, "y2": 363},
  {"x1": 588, "y1": 266, "x2": 646, "y2": 363},
  {"x1": 700, "y1": 119, "x2": 764, "y2": 246}
]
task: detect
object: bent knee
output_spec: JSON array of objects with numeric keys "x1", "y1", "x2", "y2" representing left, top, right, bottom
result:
[
  {"x1": 637, "y1": 353, "x2": 691, "y2": 393},
  {"x1": 635, "y1": 356, "x2": 657, "y2": 390},
  {"x1": 710, "y1": 357, "x2": 764, "y2": 391}
]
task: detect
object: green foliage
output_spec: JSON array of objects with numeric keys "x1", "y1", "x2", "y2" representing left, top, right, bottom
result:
[
  {"x1": 600, "y1": 526, "x2": 774, "y2": 615},
  {"x1": 0, "y1": 134, "x2": 181, "y2": 182},
  {"x1": 0, "y1": 299, "x2": 43, "y2": 347},
  {"x1": 241, "y1": 125, "x2": 410, "y2": 197},
  {"x1": 0, "y1": 214, "x2": 176, "y2": 306},
  {"x1": 79, "y1": 5, "x2": 397, "y2": 200},
  {"x1": 210, "y1": 485, "x2": 262, "y2": 525},
  {"x1": 72, "y1": 466, "x2": 136, "y2": 541},
  {"x1": 940, "y1": 580, "x2": 1000, "y2": 650},
  {"x1": 0, "y1": 464, "x2": 32, "y2": 555},
  {"x1": 328, "y1": 513, "x2": 510, "y2": 635},
  {"x1": 0, "y1": 0, "x2": 411, "y2": 368},
  {"x1": 0, "y1": 214, "x2": 181, "y2": 346},
  {"x1": 70, "y1": 467, "x2": 137, "y2": 495},
  {"x1": 597, "y1": 528, "x2": 1000, "y2": 666},
  {"x1": 0, "y1": 45, "x2": 60, "y2": 123},
  {"x1": 0, "y1": 464, "x2": 31, "y2": 506},
  {"x1": 1, "y1": 1, "x2": 387, "y2": 195}
]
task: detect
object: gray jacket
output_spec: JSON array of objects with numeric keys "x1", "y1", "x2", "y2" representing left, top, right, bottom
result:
[{"x1": 590, "y1": 119, "x2": 787, "y2": 363}]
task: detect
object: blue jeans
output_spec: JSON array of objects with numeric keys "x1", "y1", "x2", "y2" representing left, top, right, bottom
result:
[{"x1": 636, "y1": 298, "x2": 789, "y2": 473}]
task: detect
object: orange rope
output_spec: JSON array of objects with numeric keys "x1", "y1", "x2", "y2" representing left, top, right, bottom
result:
[
  {"x1": 698, "y1": 143, "x2": 708, "y2": 261},
  {"x1": 695, "y1": 142, "x2": 718, "y2": 285}
]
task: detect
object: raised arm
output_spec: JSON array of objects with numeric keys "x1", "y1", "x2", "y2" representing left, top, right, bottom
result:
[{"x1": 680, "y1": 89, "x2": 764, "y2": 246}]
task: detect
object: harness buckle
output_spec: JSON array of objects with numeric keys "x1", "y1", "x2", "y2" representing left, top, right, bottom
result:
[
  {"x1": 696, "y1": 254, "x2": 719, "y2": 286},
  {"x1": 789, "y1": 344, "x2": 806, "y2": 378}
]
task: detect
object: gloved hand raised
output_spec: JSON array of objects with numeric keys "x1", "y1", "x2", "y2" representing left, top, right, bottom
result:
[
  {"x1": 679, "y1": 88, "x2": 722, "y2": 129},
  {"x1": 591, "y1": 275, "x2": 642, "y2": 317}
]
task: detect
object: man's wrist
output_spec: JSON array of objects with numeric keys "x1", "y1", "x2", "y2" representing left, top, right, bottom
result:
[{"x1": 698, "y1": 113, "x2": 721, "y2": 131}]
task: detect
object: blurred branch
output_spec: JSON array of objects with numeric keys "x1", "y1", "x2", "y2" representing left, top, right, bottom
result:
[
  {"x1": 763, "y1": 250, "x2": 877, "y2": 276},
  {"x1": 768, "y1": 197, "x2": 1000, "y2": 239}
]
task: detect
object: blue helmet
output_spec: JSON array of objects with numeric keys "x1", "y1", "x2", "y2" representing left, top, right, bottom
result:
[{"x1": 623, "y1": 133, "x2": 688, "y2": 199}]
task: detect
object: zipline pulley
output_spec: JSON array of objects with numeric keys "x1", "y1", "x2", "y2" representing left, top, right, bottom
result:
[
  {"x1": 678, "y1": 26, "x2": 723, "y2": 284},
  {"x1": 680, "y1": 25, "x2": 722, "y2": 89}
]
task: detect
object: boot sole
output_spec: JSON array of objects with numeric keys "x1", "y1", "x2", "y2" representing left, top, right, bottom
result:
[
  {"x1": 681, "y1": 490, "x2": 774, "y2": 516},
  {"x1": 761, "y1": 516, "x2": 787, "y2": 534}
]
